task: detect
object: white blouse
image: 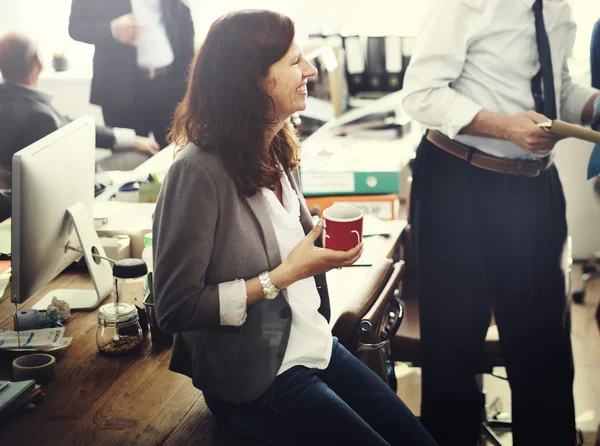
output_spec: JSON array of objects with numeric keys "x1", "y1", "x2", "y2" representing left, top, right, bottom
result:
[{"x1": 217, "y1": 173, "x2": 332, "y2": 375}]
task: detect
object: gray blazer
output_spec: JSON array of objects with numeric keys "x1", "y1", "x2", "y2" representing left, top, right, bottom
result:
[{"x1": 152, "y1": 143, "x2": 330, "y2": 404}]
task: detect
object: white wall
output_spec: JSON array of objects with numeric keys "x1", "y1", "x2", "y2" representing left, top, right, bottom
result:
[
  {"x1": 2, "y1": 1, "x2": 600, "y2": 257},
  {"x1": 1, "y1": 0, "x2": 598, "y2": 64}
]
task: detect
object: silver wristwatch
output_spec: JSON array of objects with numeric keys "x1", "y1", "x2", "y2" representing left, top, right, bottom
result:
[{"x1": 258, "y1": 271, "x2": 280, "y2": 300}]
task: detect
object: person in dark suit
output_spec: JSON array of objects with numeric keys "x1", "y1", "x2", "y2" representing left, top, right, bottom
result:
[
  {"x1": 592, "y1": 18, "x2": 600, "y2": 89},
  {"x1": 68, "y1": 0, "x2": 195, "y2": 149},
  {"x1": 0, "y1": 33, "x2": 159, "y2": 172}
]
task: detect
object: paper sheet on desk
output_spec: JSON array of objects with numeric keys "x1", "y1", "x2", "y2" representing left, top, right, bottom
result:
[
  {"x1": 94, "y1": 202, "x2": 155, "y2": 232},
  {"x1": 362, "y1": 215, "x2": 393, "y2": 237},
  {"x1": 0, "y1": 327, "x2": 72, "y2": 351},
  {"x1": 0, "y1": 223, "x2": 10, "y2": 255},
  {"x1": 101, "y1": 144, "x2": 175, "y2": 191}
]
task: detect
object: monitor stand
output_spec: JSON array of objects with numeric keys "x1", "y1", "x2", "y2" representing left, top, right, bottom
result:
[{"x1": 32, "y1": 202, "x2": 113, "y2": 311}]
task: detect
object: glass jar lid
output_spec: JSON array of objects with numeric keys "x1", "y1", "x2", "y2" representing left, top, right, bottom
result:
[
  {"x1": 112, "y1": 258, "x2": 148, "y2": 279},
  {"x1": 98, "y1": 302, "x2": 139, "y2": 326}
]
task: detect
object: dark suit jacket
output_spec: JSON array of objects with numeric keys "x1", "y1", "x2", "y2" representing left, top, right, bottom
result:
[
  {"x1": 0, "y1": 83, "x2": 116, "y2": 169},
  {"x1": 153, "y1": 144, "x2": 330, "y2": 403},
  {"x1": 592, "y1": 18, "x2": 600, "y2": 89},
  {"x1": 68, "y1": 0, "x2": 195, "y2": 110}
]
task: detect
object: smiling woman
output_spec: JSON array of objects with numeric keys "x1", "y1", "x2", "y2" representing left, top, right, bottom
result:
[
  {"x1": 261, "y1": 39, "x2": 317, "y2": 124},
  {"x1": 170, "y1": 9, "x2": 313, "y2": 197},
  {"x1": 153, "y1": 9, "x2": 438, "y2": 446}
]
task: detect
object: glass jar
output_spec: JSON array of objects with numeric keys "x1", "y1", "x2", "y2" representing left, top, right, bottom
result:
[
  {"x1": 96, "y1": 302, "x2": 143, "y2": 355},
  {"x1": 113, "y1": 258, "x2": 149, "y2": 335},
  {"x1": 113, "y1": 258, "x2": 147, "y2": 307}
]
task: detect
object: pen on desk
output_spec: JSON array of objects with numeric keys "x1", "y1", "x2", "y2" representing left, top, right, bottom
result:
[{"x1": 362, "y1": 233, "x2": 391, "y2": 238}]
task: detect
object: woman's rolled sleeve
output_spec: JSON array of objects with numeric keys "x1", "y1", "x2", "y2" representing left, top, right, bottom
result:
[{"x1": 218, "y1": 279, "x2": 248, "y2": 326}]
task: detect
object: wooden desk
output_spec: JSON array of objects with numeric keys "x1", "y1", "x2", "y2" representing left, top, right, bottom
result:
[{"x1": 0, "y1": 220, "x2": 405, "y2": 445}]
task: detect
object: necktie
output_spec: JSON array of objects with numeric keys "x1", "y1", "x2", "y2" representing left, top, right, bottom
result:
[{"x1": 531, "y1": 0, "x2": 557, "y2": 120}]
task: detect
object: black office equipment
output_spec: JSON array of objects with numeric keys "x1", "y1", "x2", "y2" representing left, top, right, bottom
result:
[
  {"x1": 342, "y1": 35, "x2": 367, "y2": 96},
  {"x1": 366, "y1": 36, "x2": 386, "y2": 92}
]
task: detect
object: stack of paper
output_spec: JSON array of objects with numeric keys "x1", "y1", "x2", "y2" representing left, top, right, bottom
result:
[{"x1": 0, "y1": 327, "x2": 72, "y2": 352}]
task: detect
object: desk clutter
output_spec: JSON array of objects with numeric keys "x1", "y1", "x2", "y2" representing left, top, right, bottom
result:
[
  {"x1": 4, "y1": 235, "x2": 170, "y2": 359},
  {"x1": 0, "y1": 217, "x2": 405, "y2": 442},
  {"x1": 0, "y1": 354, "x2": 54, "y2": 420}
]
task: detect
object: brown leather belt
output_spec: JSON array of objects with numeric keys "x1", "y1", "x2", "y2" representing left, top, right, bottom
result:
[
  {"x1": 426, "y1": 130, "x2": 553, "y2": 177},
  {"x1": 138, "y1": 63, "x2": 173, "y2": 81}
]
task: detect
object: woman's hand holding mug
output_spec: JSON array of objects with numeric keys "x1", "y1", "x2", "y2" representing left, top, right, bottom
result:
[{"x1": 270, "y1": 220, "x2": 364, "y2": 290}]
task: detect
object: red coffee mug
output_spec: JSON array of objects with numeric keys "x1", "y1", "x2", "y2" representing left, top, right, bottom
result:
[{"x1": 322, "y1": 204, "x2": 364, "y2": 251}]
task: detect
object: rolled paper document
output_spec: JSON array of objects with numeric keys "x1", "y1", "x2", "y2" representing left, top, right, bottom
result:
[{"x1": 538, "y1": 120, "x2": 600, "y2": 144}]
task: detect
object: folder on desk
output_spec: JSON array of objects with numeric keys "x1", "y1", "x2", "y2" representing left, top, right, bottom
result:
[
  {"x1": 305, "y1": 195, "x2": 400, "y2": 220},
  {"x1": 0, "y1": 379, "x2": 36, "y2": 421},
  {"x1": 300, "y1": 131, "x2": 419, "y2": 197}
]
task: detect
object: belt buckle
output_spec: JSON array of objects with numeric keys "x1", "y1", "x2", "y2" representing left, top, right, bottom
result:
[{"x1": 148, "y1": 68, "x2": 156, "y2": 80}]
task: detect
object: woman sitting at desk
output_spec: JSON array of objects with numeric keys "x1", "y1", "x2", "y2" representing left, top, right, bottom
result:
[{"x1": 152, "y1": 10, "x2": 437, "y2": 446}]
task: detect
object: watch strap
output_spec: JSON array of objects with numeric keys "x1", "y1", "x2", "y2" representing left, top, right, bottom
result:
[{"x1": 258, "y1": 271, "x2": 279, "y2": 299}]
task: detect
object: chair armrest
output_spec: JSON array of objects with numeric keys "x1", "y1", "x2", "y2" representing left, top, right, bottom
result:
[
  {"x1": 332, "y1": 258, "x2": 394, "y2": 351},
  {"x1": 358, "y1": 261, "x2": 405, "y2": 347}
]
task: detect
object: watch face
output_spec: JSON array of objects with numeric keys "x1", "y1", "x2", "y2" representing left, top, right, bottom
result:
[{"x1": 266, "y1": 289, "x2": 279, "y2": 300}]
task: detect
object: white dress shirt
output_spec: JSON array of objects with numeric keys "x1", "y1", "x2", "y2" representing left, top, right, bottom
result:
[
  {"x1": 401, "y1": 0, "x2": 598, "y2": 159},
  {"x1": 217, "y1": 173, "x2": 332, "y2": 376},
  {"x1": 114, "y1": 0, "x2": 174, "y2": 70}
]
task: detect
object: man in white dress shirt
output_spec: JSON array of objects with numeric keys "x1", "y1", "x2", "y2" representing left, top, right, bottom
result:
[
  {"x1": 69, "y1": 0, "x2": 195, "y2": 149},
  {"x1": 401, "y1": 0, "x2": 599, "y2": 445}
]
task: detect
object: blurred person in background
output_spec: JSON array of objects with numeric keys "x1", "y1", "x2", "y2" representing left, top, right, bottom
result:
[
  {"x1": 0, "y1": 33, "x2": 158, "y2": 176},
  {"x1": 69, "y1": 0, "x2": 195, "y2": 149}
]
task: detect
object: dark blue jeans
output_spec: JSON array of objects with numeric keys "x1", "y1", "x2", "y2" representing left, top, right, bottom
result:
[{"x1": 204, "y1": 338, "x2": 438, "y2": 446}]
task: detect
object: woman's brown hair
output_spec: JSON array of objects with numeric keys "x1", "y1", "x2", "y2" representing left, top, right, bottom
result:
[{"x1": 170, "y1": 9, "x2": 300, "y2": 196}]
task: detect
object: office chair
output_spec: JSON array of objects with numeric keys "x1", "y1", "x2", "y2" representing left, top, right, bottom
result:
[
  {"x1": 332, "y1": 257, "x2": 405, "y2": 388},
  {"x1": 390, "y1": 226, "x2": 583, "y2": 446}
]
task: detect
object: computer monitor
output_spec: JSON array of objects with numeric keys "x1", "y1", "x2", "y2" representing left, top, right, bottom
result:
[{"x1": 11, "y1": 116, "x2": 113, "y2": 310}]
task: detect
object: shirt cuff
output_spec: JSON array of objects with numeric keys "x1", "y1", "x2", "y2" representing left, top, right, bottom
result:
[
  {"x1": 592, "y1": 96, "x2": 600, "y2": 131},
  {"x1": 443, "y1": 94, "x2": 483, "y2": 139},
  {"x1": 218, "y1": 279, "x2": 248, "y2": 326},
  {"x1": 110, "y1": 20, "x2": 118, "y2": 41},
  {"x1": 562, "y1": 85, "x2": 599, "y2": 125},
  {"x1": 112, "y1": 127, "x2": 137, "y2": 151}
]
